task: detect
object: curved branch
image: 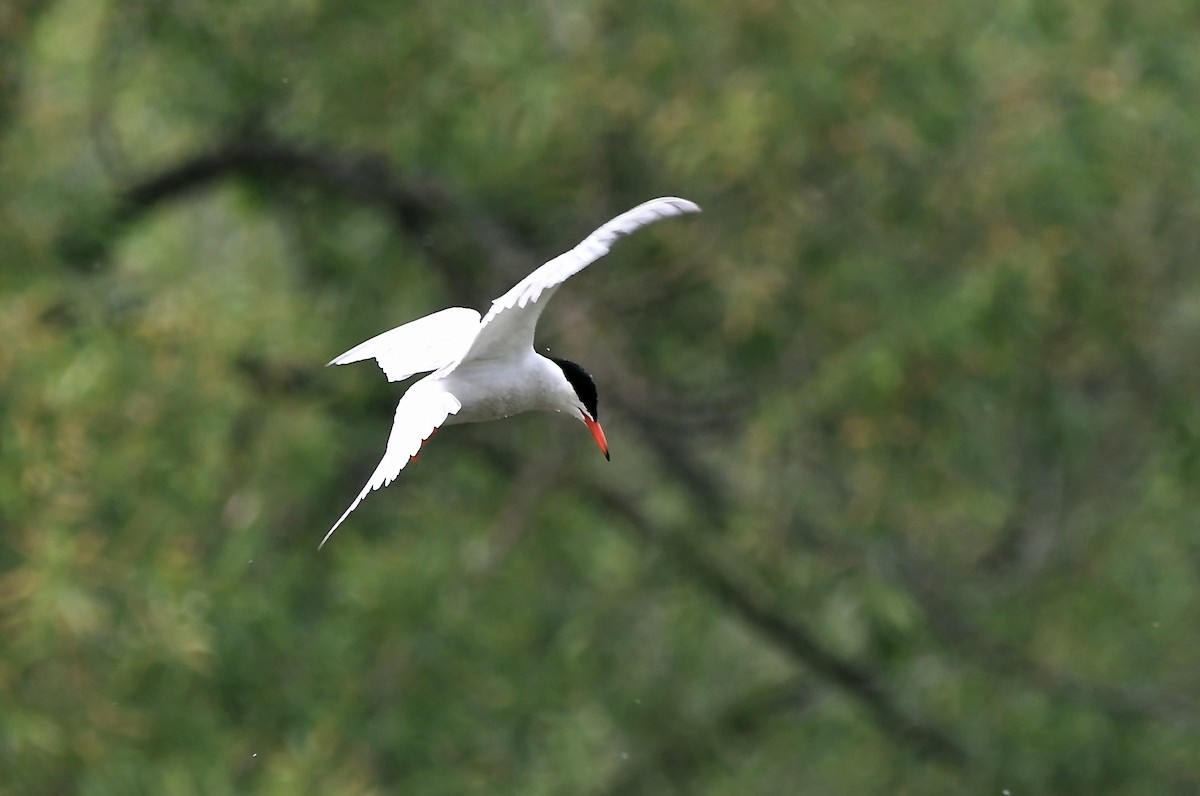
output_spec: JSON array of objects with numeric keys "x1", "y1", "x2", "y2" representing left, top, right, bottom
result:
[
  {"x1": 592, "y1": 679, "x2": 816, "y2": 796},
  {"x1": 897, "y1": 551, "x2": 1199, "y2": 731},
  {"x1": 591, "y1": 483, "x2": 968, "y2": 767},
  {"x1": 115, "y1": 134, "x2": 441, "y2": 236}
]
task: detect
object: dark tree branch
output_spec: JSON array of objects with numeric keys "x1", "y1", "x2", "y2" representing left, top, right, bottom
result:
[
  {"x1": 591, "y1": 483, "x2": 969, "y2": 767},
  {"x1": 895, "y1": 550, "x2": 1199, "y2": 731},
  {"x1": 115, "y1": 134, "x2": 441, "y2": 238},
  {"x1": 592, "y1": 679, "x2": 817, "y2": 796}
]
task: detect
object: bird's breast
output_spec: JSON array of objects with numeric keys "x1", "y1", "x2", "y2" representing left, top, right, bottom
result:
[{"x1": 440, "y1": 356, "x2": 568, "y2": 426}]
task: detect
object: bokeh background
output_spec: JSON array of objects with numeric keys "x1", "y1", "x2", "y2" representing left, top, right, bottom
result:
[{"x1": 4, "y1": 1, "x2": 1200, "y2": 793}]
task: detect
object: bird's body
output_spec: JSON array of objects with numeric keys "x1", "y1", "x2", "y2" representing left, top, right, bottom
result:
[
  {"x1": 321, "y1": 196, "x2": 700, "y2": 547},
  {"x1": 439, "y1": 353, "x2": 576, "y2": 424}
]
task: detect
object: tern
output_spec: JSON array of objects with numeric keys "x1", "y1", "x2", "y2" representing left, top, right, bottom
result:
[{"x1": 321, "y1": 196, "x2": 700, "y2": 547}]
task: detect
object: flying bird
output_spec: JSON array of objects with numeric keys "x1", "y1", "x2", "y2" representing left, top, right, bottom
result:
[{"x1": 321, "y1": 196, "x2": 700, "y2": 547}]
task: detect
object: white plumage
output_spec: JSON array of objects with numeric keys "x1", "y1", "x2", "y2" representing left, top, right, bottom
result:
[{"x1": 321, "y1": 196, "x2": 700, "y2": 547}]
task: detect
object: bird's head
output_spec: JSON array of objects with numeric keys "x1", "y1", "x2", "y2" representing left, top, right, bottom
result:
[{"x1": 550, "y1": 357, "x2": 609, "y2": 461}]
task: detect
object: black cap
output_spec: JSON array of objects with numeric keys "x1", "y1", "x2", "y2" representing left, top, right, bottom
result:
[{"x1": 550, "y1": 357, "x2": 599, "y2": 420}]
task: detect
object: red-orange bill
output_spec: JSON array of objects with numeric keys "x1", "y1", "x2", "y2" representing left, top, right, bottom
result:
[{"x1": 582, "y1": 414, "x2": 610, "y2": 461}]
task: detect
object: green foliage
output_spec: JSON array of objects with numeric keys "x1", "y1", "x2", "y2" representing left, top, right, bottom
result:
[{"x1": 3, "y1": 0, "x2": 1200, "y2": 792}]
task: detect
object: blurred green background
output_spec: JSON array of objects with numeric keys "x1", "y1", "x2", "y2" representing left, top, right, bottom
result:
[{"x1": 3, "y1": 0, "x2": 1200, "y2": 793}]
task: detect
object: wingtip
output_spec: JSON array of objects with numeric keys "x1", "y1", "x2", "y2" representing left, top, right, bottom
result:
[
  {"x1": 317, "y1": 524, "x2": 338, "y2": 550},
  {"x1": 318, "y1": 499, "x2": 358, "y2": 550},
  {"x1": 657, "y1": 196, "x2": 702, "y2": 215}
]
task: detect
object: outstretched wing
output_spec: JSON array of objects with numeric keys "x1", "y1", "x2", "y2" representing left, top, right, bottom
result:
[
  {"x1": 329, "y1": 306, "x2": 481, "y2": 382},
  {"x1": 454, "y1": 197, "x2": 701, "y2": 365},
  {"x1": 319, "y1": 381, "x2": 462, "y2": 548}
]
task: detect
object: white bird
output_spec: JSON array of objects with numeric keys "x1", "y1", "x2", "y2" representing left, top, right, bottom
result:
[{"x1": 321, "y1": 196, "x2": 701, "y2": 547}]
